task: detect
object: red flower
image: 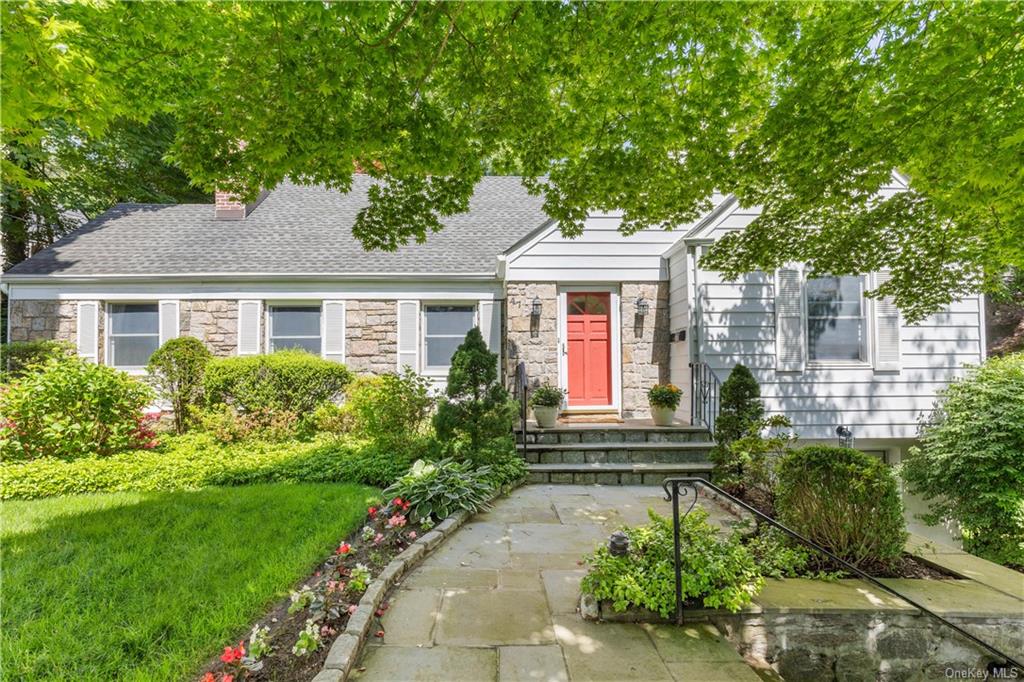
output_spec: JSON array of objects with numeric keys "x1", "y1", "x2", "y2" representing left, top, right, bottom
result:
[
  {"x1": 222, "y1": 676, "x2": 234, "y2": 682},
  {"x1": 368, "y1": 506, "x2": 377, "y2": 518},
  {"x1": 392, "y1": 497, "x2": 403, "y2": 507},
  {"x1": 336, "y1": 542, "x2": 352, "y2": 555},
  {"x1": 202, "y1": 674, "x2": 216, "y2": 682},
  {"x1": 375, "y1": 630, "x2": 385, "y2": 638},
  {"x1": 219, "y1": 643, "x2": 245, "y2": 664}
]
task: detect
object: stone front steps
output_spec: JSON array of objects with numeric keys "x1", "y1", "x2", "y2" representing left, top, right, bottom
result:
[{"x1": 517, "y1": 424, "x2": 715, "y2": 485}]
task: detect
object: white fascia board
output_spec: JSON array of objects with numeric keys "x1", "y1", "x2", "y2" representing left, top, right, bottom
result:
[
  {"x1": 502, "y1": 218, "x2": 560, "y2": 264},
  {"x1": 0, "y1": 271, "x2": 498, "y2": 284}
]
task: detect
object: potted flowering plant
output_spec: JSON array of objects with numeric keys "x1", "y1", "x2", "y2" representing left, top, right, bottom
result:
[
  {"x1": 647, "y1": 383, "x2": 682, "y2": 426},
  {"x1": 529, "y1": 383, "x2": 565, "y2": 428}
]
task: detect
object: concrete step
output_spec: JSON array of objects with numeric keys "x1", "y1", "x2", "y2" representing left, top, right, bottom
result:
[
  {"x1": 527, "y1": 462, "x2": 713, "y2": 485},
  {"x1": 519, "y1": 440, "x2": 716, "y2": 465},
  {"x1": 517, "y1": 428, "x2": 712, "y2": 445}
]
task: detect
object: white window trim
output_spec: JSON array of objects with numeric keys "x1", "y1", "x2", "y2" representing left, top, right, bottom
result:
[
  {"x1": 556, "y1": 284, "x2": 622, "y2": 414},
  {"x1": 420, "y1": 302, "x2": 478, "y2": 377},
  {"x1": 804, "y1": 274, "x2": 874, "y2": 369},
  {"x1": 105, "y1": 301, "x2": 160, "y2": 374},
  {"x1": 266, "y1": 302, "x2": 323, "y2": 354}
]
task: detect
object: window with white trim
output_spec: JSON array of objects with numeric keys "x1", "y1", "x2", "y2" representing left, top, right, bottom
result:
[
  {"x1": 269, "y1": 305, "x2": 322, "y2": 354},
  {"x1": 423, "y1": 305, "x2": 476, "y2": 371},
  {"x1": 806, "y1": 275, "x2": 867, "y2": 362},
  {"x1": 108, "y1": 303, "x2": 160, "y2": 368}
]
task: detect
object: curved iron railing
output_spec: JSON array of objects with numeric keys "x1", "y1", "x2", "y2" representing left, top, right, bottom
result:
[
  {"x1": 689, "y1": 361, "x2": 720, "y2": 433},
  {"x1": 515, "y1": 361, "x2": 528, "y2": 458},
  {"x1": 661, "y1": 476, "x2": 1023, "y2": 673}
]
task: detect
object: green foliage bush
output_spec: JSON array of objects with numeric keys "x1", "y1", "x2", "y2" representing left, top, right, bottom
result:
[
  {"x1": 529, "y1": 383, "x2": 565, "y2": 408},
  {"x1": 204, "y1": 350, "x2": 350, "y2": 415},
  {"x1": 383, "y1": 458, "x2": 494, "y2": 522},
  {"x1": 433, "y1": 327, "x2": 518, "y2": 465},
  {"x1": 341, "y1": 369, "x2": 434, "y2": 442},
  {"x1": 0, "y1": 356, "x2": 154, "y2": 462},
  {"x1": 776, "y1": 445, "x2": 907, "y2": 568},
  {"x1": 198, "y1": 404, "x2": 305, "y2": 444},
  {"x1": 581, "y1": 508, "x2": 763, "y2": 616},
  {"x1": 146, "y1": 336, "x2": 212, "y2": 433},
  {"x1": 0, "y1": 432, "x2": 415, "y2": 500},
  {"x1": 711, "y1": 364, "x2": 776, "y2": 491},
  {"x1": 902, "y1": 354, "x2": 1024, "y2": 567},
  {"x1": 0, "y1": 339, "x2": 74, "y2": 379},
  {"x1": 714, "y1": 364, "x2": 764, "y2": 445}
]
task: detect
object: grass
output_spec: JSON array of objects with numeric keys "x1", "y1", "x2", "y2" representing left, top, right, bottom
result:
[{"x1": 1, "y1": 482, "x2": 378, "y2": 681}]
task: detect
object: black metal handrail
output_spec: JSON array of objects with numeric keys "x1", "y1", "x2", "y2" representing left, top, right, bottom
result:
[
  {"x1": 515, "y1": 361, "x2": 528, "y2": 458},
  {"x1": 689, "y1": 361, "x2": 720, "y2": 433},
  {"x1": 661, "y1": 477, "x2": 1022, "y2": 672}
]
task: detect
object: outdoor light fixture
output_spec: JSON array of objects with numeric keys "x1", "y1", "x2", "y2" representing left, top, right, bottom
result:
[
  {"x1": 608, "y1": 530, "x2": 630, "y2": 557},
  {"x1": 635, "y1": 296, "x2": 650, "y2": 317},
  {"x1": 836, "y1": 425, "x2": 854, "y2": 448},
  {"x1": 531, "y1": 297, "x2": 543, "y2": 317}
]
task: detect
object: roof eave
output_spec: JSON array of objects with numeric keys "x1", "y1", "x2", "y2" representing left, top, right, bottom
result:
[{"x1": 0, "y1": 271, "x2": 501, "y2": 285}]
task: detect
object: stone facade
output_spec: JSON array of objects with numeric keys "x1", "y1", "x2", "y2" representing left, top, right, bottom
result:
[
  {"x1": 505, "y1": 282, "x2": 559, "y2": 391},
  {"x1": 504, "y1": 281, "x2": 671, "y2": 417},
  {"x1": 345, "y1": 300, "x2": 397, "y2": 374},
  {"x1": 621, "y1": 282, "x2": 670, "y2": 418},
  {"x1": 7, "y1": 300, "x2": 78, "y2": 344},
  {"x1": 181, "y1": 300, "x2": 239, "y2": 356}
]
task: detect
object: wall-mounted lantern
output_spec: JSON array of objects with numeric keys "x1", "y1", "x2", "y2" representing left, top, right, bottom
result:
[
  {"x1": 635, "y1": 296, "x2": 650, "y2": 317},
  {"x1": 530, "y1": 297, "x2": 542, "y2": 338}
]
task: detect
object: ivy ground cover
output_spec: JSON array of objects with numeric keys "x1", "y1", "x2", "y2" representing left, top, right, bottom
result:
[{"x1": 1, "y1": 483, "x2": 376, "y2": 681}]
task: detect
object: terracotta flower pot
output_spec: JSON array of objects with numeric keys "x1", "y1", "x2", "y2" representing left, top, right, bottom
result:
[
  {"x1": 533, "y1": 405, "x2": 559, "y2": 429},
  {"x1": 650, "y1": 404, "x2": 676, "y2": 427}
]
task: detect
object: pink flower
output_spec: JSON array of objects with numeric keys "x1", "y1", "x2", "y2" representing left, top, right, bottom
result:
[
  {"x1": 222, "y1": 676, "x2": 234, "y2": 682},
  {"x1": 373, "y1": 533, "x2": 385, "y2": 545},
  {"x1": 387, "y1": 514, "x2": 407, "y2": 528},
  {"x1": 348, "y1": 604, "x2": 358, "y2": 615},
  {"x1": 408, "y1": 531, "x2": 417, "y2": 540},
  {"x1": 375, "y1": 630, "x2": 385, "y2": 638}
]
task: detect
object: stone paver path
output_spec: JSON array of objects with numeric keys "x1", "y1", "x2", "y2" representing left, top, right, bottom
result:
[{"x1": 353, "y1": 484, "x2": 763, "y2": 682}]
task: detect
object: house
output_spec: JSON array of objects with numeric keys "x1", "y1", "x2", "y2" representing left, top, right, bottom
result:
[{"x1": 0, "y1": 174, "x2": 986, "y2": 464}]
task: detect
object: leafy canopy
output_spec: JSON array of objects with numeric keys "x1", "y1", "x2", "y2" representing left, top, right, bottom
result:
[{"x1": 3, "y1": 1, "x2": 1021, "y2": 319}]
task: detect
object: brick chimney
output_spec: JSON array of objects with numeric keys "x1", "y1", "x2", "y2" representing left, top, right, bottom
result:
[{"x1": 214, "y1": 187, "x2": 268, "y2": 220}]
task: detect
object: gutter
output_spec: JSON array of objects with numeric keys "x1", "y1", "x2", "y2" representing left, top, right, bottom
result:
[{"x1": 0, "y1": 271, "x2": 501, "y2": 285}]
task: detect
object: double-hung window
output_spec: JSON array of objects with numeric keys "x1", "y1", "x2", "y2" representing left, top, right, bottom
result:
[
  {"x1": 423, "y1": 305, "x2": 476, "y2": 372},
  {"x1": 108, "y1": 303, "x2": 160, "y2": 369},
  {"x1": 269, "y1": 305, "x2": 322, "y2": 354},
  {"x1": 806, "y1": 275, "x2": 867, "y2": 362}
]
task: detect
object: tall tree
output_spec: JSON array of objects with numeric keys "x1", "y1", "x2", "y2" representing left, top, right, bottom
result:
[{"x1": 2, "y1": 1, "x2": 1021, "y2": 320}]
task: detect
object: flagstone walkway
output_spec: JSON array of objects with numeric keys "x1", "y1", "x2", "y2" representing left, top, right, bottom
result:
[{"x1": 352, "y1": 484, "x2": 764, "y2": 682}]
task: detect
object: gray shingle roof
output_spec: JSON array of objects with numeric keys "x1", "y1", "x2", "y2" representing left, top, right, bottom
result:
[{"x1": 4, "y1": 176, "x2": 549, "y2": 278}]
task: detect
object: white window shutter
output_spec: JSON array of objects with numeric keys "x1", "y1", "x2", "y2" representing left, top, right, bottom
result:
[
  {"x1": 158, "y1": 300, "x2": 179, "y2": 347},
  {"x1": 871, "y1": 271, "x2": 901, "y2": 372},
  {"x1": 478, "y1": 300, "x2": 502, "y2": 353},
  {"x1": 397, "y1": 300, "x2": 420, "y2": 372},
  {"x1": 775, "y1": 268, "x2": 805, "y2": 372},
  {"x1": 322, "y1": 300, "x2": 346, "y2": 363},
  {"x1": 76, "y1": 301, "x2": 99, "y2": 363},
  {"x1": 237, "y1": 300, "x2": 262, "y2": 356}
]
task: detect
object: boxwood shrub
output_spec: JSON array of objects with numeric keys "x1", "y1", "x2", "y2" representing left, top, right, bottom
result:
[
  {"x1": 0, "y1": 432, "x2": 424, "y2": 500},
  {"x1": 204, "y1": 350, "x2": 351, "y2": 414},
  {"x1": 0, "y1": 339, "x2": 74, "y2": 379},
  {"x1": 776, "y1": 445, "x2": 907, "y2": 568}
]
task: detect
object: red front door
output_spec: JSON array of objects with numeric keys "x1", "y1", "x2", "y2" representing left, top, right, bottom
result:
[{"x1": 566, "y1": 292, "x2": 612, "y2": 406}]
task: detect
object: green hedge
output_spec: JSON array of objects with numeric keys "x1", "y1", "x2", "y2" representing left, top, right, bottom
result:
[
  {"x1": 0, "y1": 432, "x2": 425, "y2": 500},
  {"x1": 0, "y1": 340, "x2": 74, "y2": 379},
  {"x1": 204, "y1": 350, "x2": 351, "y2": 414}
]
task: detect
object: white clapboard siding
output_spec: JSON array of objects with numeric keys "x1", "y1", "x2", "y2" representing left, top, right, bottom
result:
[
  {"x1": 478, "y1": 300, "x2": 502, "y2": 355},
  {"x1": 237, "y1": 300, "x2": 262, "y2": 355},
  {"x1": 507, "y1": 195, "x2": 729, "y2": 283},
  {"x1": 667, "y1": 247, "x2": 692, "y2": 420},
  {"x1": 158, "y1": 300, "x2": 179, "y2": 347},
  {"x1": 76, "y1": 301, "x2": 99, "y2": 362},
  {"x1": 397, "y1": 300, "x2": 420, "y2": 372},
  {"x1": 683, "y1": 176, "x2": 984, "y2": 440},
  {"x1": 322, "y1": 300, "x2": 346, "y2": 363}
]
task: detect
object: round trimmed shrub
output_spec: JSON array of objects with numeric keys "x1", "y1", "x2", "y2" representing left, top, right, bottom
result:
[
  {"x1": 204, "y1": 349, "x2": 351, "y2": 415},
  {"x1": 902, "y1": 353, "x2": 1024, "y2": 567},
  {"x1": 776, "y1": 445, "x2": 907, "y2": 568},
  {"x1": 0, "y1": 340, "x2": 74, "y2": 379},
  {"x1": 342, "y1": 368, "x2": 434, "y2": 443},
  {"x1": 0, "y1": 355, "x2": 155, "y2": 461}
]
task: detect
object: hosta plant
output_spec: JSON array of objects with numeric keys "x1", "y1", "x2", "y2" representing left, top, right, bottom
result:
[{"x1": 384, "y1": 458, "x2": 493, "y2": 522}]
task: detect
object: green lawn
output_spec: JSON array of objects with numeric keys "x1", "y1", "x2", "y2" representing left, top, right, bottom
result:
[{"x1": 1, "y1": 483, "x2": 378, "y2": 681}]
